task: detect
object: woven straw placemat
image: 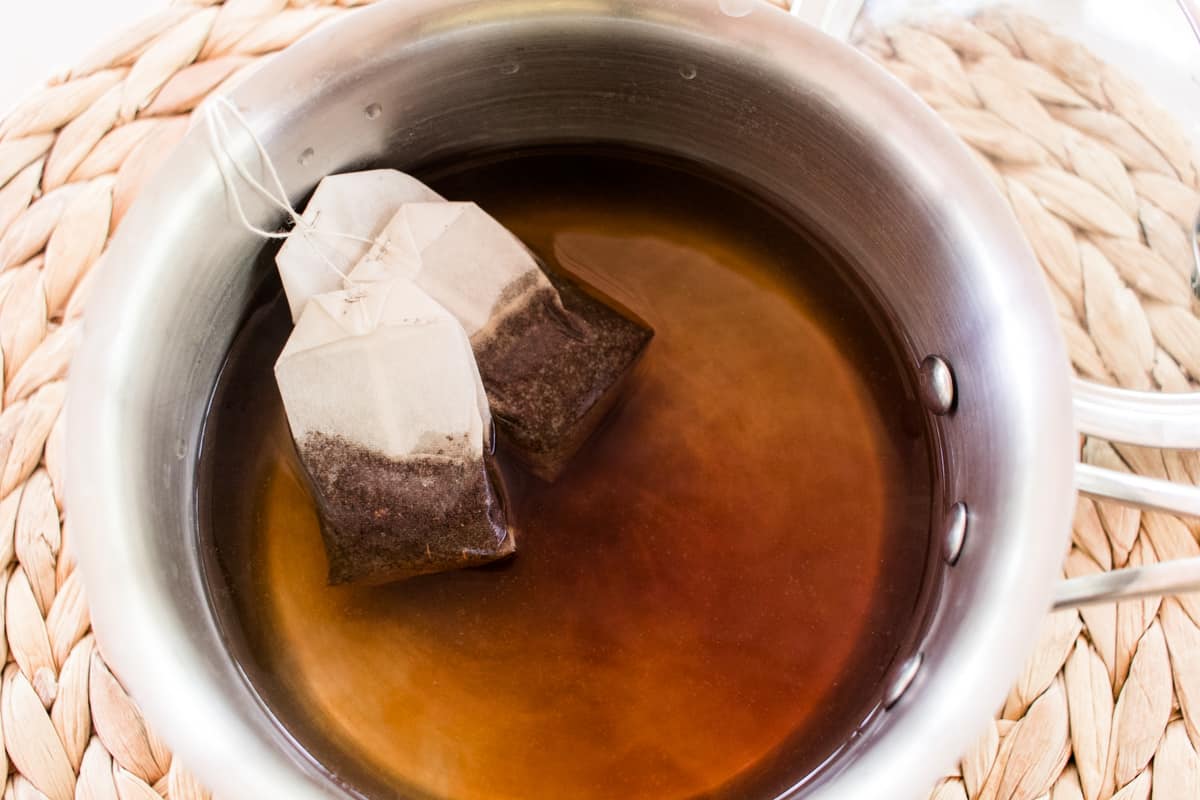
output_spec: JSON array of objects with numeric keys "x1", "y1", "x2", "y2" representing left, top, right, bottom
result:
[{"x1": 0, "y1": 2, "x2": 1197, "y2": 799}]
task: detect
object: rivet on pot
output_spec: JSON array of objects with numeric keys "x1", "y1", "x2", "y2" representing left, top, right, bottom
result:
[
  {"x1": 883, "y1": 653, "x2": 923, "y2": 710},
  {"x1": 943, "y1": 502, "x2": 968, "y2": 566},
  {"x1": 918, "y1": 355, "x2": 955, "y2": 415}
]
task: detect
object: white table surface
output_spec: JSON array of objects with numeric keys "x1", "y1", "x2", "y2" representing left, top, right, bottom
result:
[{"x1": 0, "y1": 0, "x2": 162, "y2": 116}]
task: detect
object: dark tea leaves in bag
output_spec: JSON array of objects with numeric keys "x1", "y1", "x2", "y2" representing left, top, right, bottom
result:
[
  {"x1": 275, "y1": 279, "x2": 512, "y2": 585},
  {"x1": 300, "y1": 434, "x2": 511, "y2": 585},
  {"x1": 475, "y1": 275, "x2": 653, "y2": 480}
]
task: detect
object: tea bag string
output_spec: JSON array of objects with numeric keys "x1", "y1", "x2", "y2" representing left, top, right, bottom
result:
[{"x1": 203, "y1": 96, "x2": 384, "y2": 293}]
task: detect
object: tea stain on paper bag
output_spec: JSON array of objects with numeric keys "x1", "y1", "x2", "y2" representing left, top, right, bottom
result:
[
  {"x1": 274, "y1": 278, "x2": 511, "y2": 585},
  {"x1": 349, "y1": 196, "x2": 654, "y2": 480}
]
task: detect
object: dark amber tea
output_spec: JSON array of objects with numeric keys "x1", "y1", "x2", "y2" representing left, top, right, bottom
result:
[{"x1": 200, "y1": 151, "x2": 932, "y2": 800}]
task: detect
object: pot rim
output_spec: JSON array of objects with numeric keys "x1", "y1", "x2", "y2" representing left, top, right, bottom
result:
[{"x1": 66, "y1": 2, "x2": 1077, "y2": 799}]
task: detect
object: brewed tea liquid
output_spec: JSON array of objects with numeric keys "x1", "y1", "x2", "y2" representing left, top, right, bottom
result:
[{"x1": 201, "y1": 152, "x2": 931, "y2": 800}]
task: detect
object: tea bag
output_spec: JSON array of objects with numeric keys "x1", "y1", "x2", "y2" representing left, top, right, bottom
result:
[
  {"x1": 351, "y1": 200, "x2": 654, "y2": 480},
  {"x1": 275, "y1": 169, "x2": 444, "y2": 321},
  {"x1": 274, "y1": 278, "x2": 512, "y2": 585}
]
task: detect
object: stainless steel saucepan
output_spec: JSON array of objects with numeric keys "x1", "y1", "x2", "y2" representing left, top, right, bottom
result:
[{"x1": 66, "y1": 1, "x2": 1200, "y2": 798}]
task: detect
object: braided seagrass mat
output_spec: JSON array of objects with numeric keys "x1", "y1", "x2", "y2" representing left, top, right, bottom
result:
[
  {"x1": 0, "y1": 2, "x2": 1198, "y2": 799},
  {"x1": 858, "y1": 11, "x2": 1200, "y2": 800}
]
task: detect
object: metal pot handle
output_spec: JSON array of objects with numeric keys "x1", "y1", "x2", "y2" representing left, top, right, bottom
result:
[
  {"x1": 1071, "y1": 206, "x2": 1200, "y2": 451},
  {"x1": 1073, "y1": 380, "x2": 1200, "y2": 449},
  {"x1": 1056, "y1": 405, "x2": 1200, "y2": 609},
  {"x1": 1059, "y1": 211, "x2": 1200, "y2": 609}
]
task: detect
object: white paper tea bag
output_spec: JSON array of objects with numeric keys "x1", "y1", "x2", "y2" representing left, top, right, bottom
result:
[
  {"x1": 275, "y1": 278, "x2": 512, "y2": 585},
  {"x1": 351, "y1": 202, "x2": 558, "y2": 334},
  {"x1": 275, "y1": 169, "x2": 444, "y2": 321},
  {"x1": 351, "y1": 200, "x2": 654, "y2": 480}
]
